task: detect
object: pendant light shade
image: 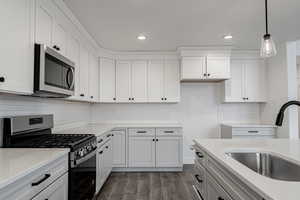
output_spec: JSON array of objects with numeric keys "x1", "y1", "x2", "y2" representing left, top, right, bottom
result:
[
  {"x1": 260, "y1": 34, "x2": 277, "y2": 57},
  {"x1": 260, "y1": 0, "x2": 277, "y2": 58}
]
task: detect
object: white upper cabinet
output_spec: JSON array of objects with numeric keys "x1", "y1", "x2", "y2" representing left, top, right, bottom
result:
[
  {"x1": 223, "y1": 60, "x2": 244, "y2": 102},
  {"x1": 223, "y1": 58, "x2": 267, "y2": 103},
  {"x1": 35, "y1": 0, "x2": 67, "y2": 56},
  {"x1": 116, "y1": 61, "x2": 132, "y2": 102},
  {"x1": 244, "y1": 59, "x2": 267, "y2": 102},
  {"x1": 0, "y1": 0, "x2": 34, "y2": 94},
  {"x1": 79, "y1": 45, "x2": 90, "y2": 100},
  {"x1": 164, "y1": 59, "x2": 180, "y2": 102},
  {"x1": 148, "y1": 60, "x2": 165, "y2": 102},
  {"x1": 181, "y1": 56, "x2": 230, "y2": 81},
  {"x1": 131, "y1": 61, "x2": 148, "y2": 102},
  {"x1": 206, "y1": 57, "x2": 230, "y2": 79},
  {"x1": 99, "y1": 58, "x2": 116, "y2": 102},
  {"x1": 148, "y1": 59, "x2": 180, "y2": 103},
  {"x1": 89, "y1": 53, "x2": 99, "y2": 102},
  {"x1": 181, "y1": 57, "x2": 205, "y2": 80},
  {"x1": 52, "y1": 22, "x2": 67, "y2": 56},
  {"x1": 179, "y1": 48, "x2": 231, "y2": 81},
  {"x1": 35, "y1": 0, "x2": 54, "y2": 47},
  {"x1": 116, "y1": 60, "x2": 148, "y2": 103},
  {"x1": 66, "y1": 36, "x2": 81, "y2": 98}
]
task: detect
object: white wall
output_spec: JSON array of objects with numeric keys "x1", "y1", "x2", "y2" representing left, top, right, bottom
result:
[
  {"x1": 260, "y1": 42, "x2": 299, "y2": 138},
  {"x1": 91, "y1": 83, "x2": 261, "y2": 163},
  {"x1": 0, "y1": 94, "x2": 91, "y2": 127}
]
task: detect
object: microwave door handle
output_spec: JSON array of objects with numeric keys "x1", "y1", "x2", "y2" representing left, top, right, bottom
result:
[
  {"x1": 70, "y1": 68, "x2": 75, "y2": 89},
  {"x1": 66, "y1": 68, "x2": 71, "y2": 88}
]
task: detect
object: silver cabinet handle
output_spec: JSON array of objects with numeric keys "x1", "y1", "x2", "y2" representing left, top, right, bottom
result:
[
  {"x1": 137, "y1": 131, "x2": 147, "y2": 133},
  {"x1": 164, "y1": 131, "x2": 174, "y2": 133},
  {"x1": 248, "y1": 131, "x2": 259, "y2": 133}
]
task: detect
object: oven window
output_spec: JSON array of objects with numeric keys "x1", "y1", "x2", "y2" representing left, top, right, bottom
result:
[
  {"x1": 69, "y1": 154, "x2": 96, "y2": 200},
  {"x1": 45, "y1": 53, "x2": 71, "y2": 90}
]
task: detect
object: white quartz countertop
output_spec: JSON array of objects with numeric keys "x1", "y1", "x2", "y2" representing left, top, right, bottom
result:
[
  {"x1": 0, "y1": 148, "x2": 69, "y2": 190},
  {"x1": 55, "y1": 122, "x2": 182, "y2": 137},
  {"x1": 221, "y1": 123, "x2": 277, "y2": 128},
  {"x1": 193, "y1": 139, "x2": 300, "y2": 200}
]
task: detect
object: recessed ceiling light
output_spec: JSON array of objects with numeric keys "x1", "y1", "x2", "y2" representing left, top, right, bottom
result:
[
  {"x1": 223, "y1": 35, "x2": 233, "y2": 40},
  {"x1": 137, "y1": 34, "x2": 147, "y2": 41}
]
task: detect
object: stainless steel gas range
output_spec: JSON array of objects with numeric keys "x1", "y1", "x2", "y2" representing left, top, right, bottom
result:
[{"x1": 2, "y1": 114, "x2": 97, "y2": 200}]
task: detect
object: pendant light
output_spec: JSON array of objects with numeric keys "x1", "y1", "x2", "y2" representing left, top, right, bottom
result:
[{"x1": 260, "y1": 0, "x2": 277, "y2": 58}]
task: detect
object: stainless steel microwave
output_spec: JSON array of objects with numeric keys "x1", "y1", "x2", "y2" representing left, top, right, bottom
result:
[{"x1": 34, "y1": 44, "x2": 75, "y2": 97}]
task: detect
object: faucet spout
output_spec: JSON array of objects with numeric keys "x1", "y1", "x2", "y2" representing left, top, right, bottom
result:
[{"x1": 275, "y1": 101, "x2": 300, "y2": 126}]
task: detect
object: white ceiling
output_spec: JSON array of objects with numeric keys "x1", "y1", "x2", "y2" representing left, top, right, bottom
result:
[{"x1": 64, "y1": 0, "x2": 300, "y2": 51}]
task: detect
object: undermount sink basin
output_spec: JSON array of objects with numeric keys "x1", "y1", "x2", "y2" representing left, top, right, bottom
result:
[{"x1": 226, "y1": 152, "x2": 300, "y2": 182}]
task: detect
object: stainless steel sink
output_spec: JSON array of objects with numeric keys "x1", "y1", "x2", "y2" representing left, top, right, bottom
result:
[{"x1": 226, "y1": 152, "x2": 300, "y2": 181}]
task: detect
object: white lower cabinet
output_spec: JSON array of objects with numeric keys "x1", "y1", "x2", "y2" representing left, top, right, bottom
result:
[
  {"x1": 96, "y1": 136, "x2": 113, "y2": 193},
  {"x1": 155, "y1": 136, "x2": 182, "y2": 167},
  {"x1": 128, "y1": 128, "x2": 183, "y2": 169},
  {"x1": 32, "y1": 173, "x2": 68, "y2": 200},
  {"x1": 128, "y1": 136, "x2": 156, "y2": 167},
  {"x1": 206, "y1": 173, "x2": 232, "y2": 200},
  {"x1": 112, "y1": 130, "x2": 126, "y2": 167},
  {"x1": 193, "y1": 145, "x2": 265, "y2": 200},
  {"x1": 0, "y1": 154, "x2": 68, "y2": 200}
]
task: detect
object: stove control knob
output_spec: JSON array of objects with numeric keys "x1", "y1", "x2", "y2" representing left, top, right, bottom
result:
[
  {"x1": 87, "y1": 145, "x2": 92, "y2": 151},
  {"x1": 78, "y1": 148, "x2": 85, "y2": 157}
]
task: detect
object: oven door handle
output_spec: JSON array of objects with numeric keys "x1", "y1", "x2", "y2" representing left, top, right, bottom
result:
[
  {"x1": 66, "y1": 68, "x2": 71, "y2": 89},
  {"x1": 72, "y1": 150, "x2": 96, "y2": 168},
  {"x1": 69, "y1": 67, "x2": 75, "y2": 90}
]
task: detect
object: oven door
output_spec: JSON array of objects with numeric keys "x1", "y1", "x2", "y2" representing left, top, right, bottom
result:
[
  {"x1": 34, "y1": 44, "x2": 75, "y2": 97},
  {"x1": 69, "y1": 150, "x2": 96, "y2": 200}
]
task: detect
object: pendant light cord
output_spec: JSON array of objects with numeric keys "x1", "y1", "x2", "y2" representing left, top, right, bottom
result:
[{"x1": 265, "y1": 0, "x2": 269, "y2": 35}]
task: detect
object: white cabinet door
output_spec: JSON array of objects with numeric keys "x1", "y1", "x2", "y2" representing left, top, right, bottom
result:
[
  {"x1": 164, "y1": 59, "x2": 180, "y2": 102},
  {"x1": 116, "y1": 61, "x2": 131, "y2": 102},
  {"x1": 66, "y1": 36, "x2": 80, "y2": 97},
  {"x1": 244, "y1": 60, "x2": 267, "y2": 102},
  {"x1": 148, "y1": 60, "x2": 164, "y2": 102},
  {"x1": 156, "y1": 137, "x2": 182, "y2": 167},
  {"x1": 206, "y1": 57, "x2": 230, "y2": 80},
  {"x1": 223, "y1": 60, "x2": 244, "y2": 102},
  {"x1": 99, "y1": 58, "x2": 116, "y2": 102},
  {"x1": 96, "y1": 145, "x2": 105, "y2": 193},
  {"x1": 35, "y1": 0, "x2": 54, "y2": 47},
  {"x1": 131, "y1": 61, "x2": 148, "y2": 102},
  {"x1": 128, "y1": 137, "x2": 155, "y2": 167},
  {"x1": 89, "y1": 53, "x2": 99, "y2": 101},
  {"x1": 32, "y1": 173, "x2": 68, "y2": 200},
  {"x1": 52, "y1": 22, "x2": 67, "y2": 56},
  {"x1": 103, "y1": 139, "x2": 113, "y2": 179},
  {"x1": 112, "y1": 130, "x2": 126, "y2": 167},
  {"x1": 181, "y1": 57, "x2": 205, "y2": 80},
  {"x1": 79, "y1": 45, "x2": 89, "y2": 100},
  {"x1": 0, "y1": 0, "x2": 34, "y2": 94}
]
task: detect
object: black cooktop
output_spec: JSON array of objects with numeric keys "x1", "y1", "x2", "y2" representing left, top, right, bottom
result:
[{"x1": 9, "y1": 134, "x2": 95, "y2": 148}]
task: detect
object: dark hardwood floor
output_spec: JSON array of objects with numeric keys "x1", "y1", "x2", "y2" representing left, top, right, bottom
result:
[{"x1": 96, "y1": 166, "x2": 196, "y2": 200}]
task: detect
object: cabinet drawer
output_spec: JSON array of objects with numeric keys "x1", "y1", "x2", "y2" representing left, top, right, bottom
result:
[
  {"x1": 156, "y1": 128, "x2": 182, "y2": 136},
  {"x1": 0, "y1": 154, "x2": 68, "y2": 200},
  {"x1": 232, "y1": 127, "x2": 275, "y2": 136},
  {"x1": 207, "y1": 172, "x2": 233, "y2": 200},
  {"x1": 128, "y1": 128, "x2": 155, "y2": 136},
  {"x1": 97, "y1": 131, "x2": 112, "y2": 148},
  {"x1": 206, "y1": 156, "x2": 263, "y2": 200},
  {"x1": 192, "y1": 162, "x2": 206, "y2": 198},
  {"x1": 194, "y1": 146, "x2": 206, "y2": 167}
]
